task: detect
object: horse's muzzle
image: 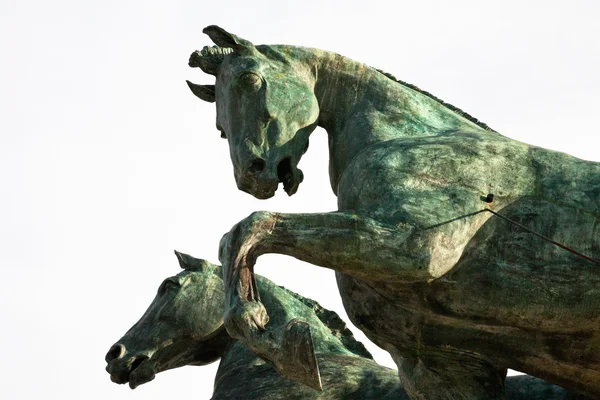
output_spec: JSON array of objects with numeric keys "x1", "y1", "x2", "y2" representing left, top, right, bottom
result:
[
  {"x1": 237, "y1": 157, "x2": 303, "y2": 199},
  {"x1": 105, "y1": 343, "x2": 156, "y2": 389}
]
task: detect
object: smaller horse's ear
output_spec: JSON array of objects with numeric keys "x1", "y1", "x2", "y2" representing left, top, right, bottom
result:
[
  {"x1": 203, "y1": 25, "x2": 256, "y2": 55},
  {"x1": 186, "y1": 81, "x2": 215, "y2": 103},
  {"x1": 174, "y1": 250, "x2": 215, "y2": 270}
]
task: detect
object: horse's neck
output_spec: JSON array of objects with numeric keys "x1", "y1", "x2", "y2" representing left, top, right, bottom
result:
[{"x1": 294, "y1": 47, "x2": 487, "y2": 193}]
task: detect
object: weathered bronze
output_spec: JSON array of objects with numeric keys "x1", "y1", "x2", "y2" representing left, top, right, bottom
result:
[
  {"x1": 106, "y1": 251, "x2": 401, "y2": 398},
  {"x1": 106, "y1": 252, "x2": 587, "y2": 399},
  {"x1": 187, "y1": 26, "x2": 600, "y2": 399}
]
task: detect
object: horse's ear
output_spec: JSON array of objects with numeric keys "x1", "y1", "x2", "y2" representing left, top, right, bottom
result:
[
  {"x1": 174, "y1": 250, "x2": 216, "y2": 270},
  {"x1": 203, "y1": 25, "x2": 256, "y2": 55},
  {"x1": 186, "y1": 81, "x2": 215, "y2": 103},
  {"x1": 189, "y1": 46, "x2": 233, "y2": 76}
]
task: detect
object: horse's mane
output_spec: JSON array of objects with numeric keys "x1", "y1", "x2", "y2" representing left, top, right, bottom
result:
[
  {"x1": 375, "y1": 68, "x2": 496, "y2": 133},
  {"x1": 277, "y1": 285, "x2": 374, "y2": 360}
]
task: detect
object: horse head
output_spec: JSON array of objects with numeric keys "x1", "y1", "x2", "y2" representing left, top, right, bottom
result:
[
  {"x1": 105, "y1": 251, "x2": 228, "y2": 389},
  {"x1": 187, "y1": 25, "x2": 319, "y2": 199}
]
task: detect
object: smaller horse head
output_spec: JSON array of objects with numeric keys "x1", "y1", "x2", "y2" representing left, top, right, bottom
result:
[
  {"x1": 187, "y1": 26, "x2": 319, "y2": 199},
  {"x1": 105, "y1": 251, "x2": 228, "y2": 389}
]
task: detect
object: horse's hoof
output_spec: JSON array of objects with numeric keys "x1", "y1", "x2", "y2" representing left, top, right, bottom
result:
[{"x1": 224, "y1": 300, "x2": 270, "y2": 339}]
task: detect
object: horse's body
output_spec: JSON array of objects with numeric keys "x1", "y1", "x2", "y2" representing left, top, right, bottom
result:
[
  {"x1": 105, "y1": 252, "x2": 587, "y2": 399},
  {"x1": 187, "y1": 26, "x2": 600, "y2": 399}
]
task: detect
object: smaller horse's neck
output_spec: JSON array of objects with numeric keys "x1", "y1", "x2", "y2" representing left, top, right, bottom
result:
[
  {"x1": 294, "y1": 48, "x2": 488, "y2": 193},
  {"x1": 215, "y1": 274, "x2": 362, "y2": 378},
  {"x1": 256, "y1": 275, "x2": 366, "y2": 358}
]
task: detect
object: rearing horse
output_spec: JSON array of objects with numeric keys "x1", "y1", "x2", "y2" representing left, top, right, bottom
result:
[{"x1": 187, "y1": 26, "x2": 600, "y2": 399}]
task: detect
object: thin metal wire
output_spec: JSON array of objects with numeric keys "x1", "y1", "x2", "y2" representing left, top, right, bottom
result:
[{"x1": 484, "y1": 207, "x2": 600, "y2": 266}]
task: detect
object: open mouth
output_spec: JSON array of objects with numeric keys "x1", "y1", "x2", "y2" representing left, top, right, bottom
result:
[
  {"x1": 277, "y1": 157, "x2": 303, "y2": 196},
  {"x1": 240, "y1": 157, "x2": 305, "y2": 199},
  {"x1": 109, "y1": 355, "x2": 155, "y2": 389}
]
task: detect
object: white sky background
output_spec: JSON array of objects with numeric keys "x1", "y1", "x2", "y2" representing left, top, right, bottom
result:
[{"x1": 1, "y1": 0, "x2": 599, "y2": 398}]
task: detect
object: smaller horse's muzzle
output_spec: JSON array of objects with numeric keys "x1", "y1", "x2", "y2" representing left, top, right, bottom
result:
[{"x1": 105, "y1": 343, "x2": 156, "y2": 389}]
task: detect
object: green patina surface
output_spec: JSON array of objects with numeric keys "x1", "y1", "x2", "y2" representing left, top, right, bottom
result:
[
  {"x1": 184, "y1": 26, "x2": 600, "y2": 399},
  {"x1": 105, "y1": 252, "x2": 587, "y2": 399}
]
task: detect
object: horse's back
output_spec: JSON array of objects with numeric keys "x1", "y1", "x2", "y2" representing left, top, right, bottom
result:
[{"x1": 212, "y1": 352, "x2": 404, "y2": 400}]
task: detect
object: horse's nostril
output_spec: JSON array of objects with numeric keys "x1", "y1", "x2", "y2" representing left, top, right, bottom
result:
[
  {"x1": 106, "y1": 344, "x2": 125, "y2": 363},
  {"x1": 248, "y1": 159, "x2": 266, "y2": 174},
  {"x1": 277, "y1": 157, "x2": 293, "y2": 182}
]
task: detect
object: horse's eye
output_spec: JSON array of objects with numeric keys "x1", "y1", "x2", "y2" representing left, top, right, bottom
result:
[{"x1": 240, "y1": 73, "x2": 262, "y2": 89}]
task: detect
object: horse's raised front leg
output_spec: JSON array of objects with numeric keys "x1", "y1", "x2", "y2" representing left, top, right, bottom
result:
[
  {"x1": 218, "y1": 210, "x2": 424, "y2": 389},
  {"x1": 218, "y1": 210, "x2": 425, "y2": 291}
]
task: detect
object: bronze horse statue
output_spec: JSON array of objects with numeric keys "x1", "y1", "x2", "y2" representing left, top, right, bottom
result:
[
  {"x1": 105, "y1": 251, "x2": 587, "y2": 399},
  {"x1": 187, "y1": 26, "x2": 600, "y2": 399}
]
